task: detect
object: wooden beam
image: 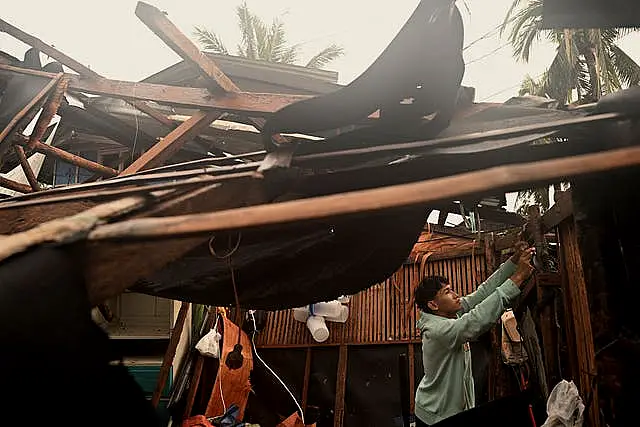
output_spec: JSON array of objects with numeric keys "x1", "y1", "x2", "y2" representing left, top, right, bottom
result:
[
  {"x1": 0, "y1": 18, "x2": 181, "y2": 130},
  {"x1": 151, "y1": 301, "x2": 190, "y2": 407},
  {"x1": 0, "y1": 18, "x2": 100, "y2": 78},
  {"x1": 135, "y1": 1, "x2": 240, "y2": 93},
  {"x1": 0, "y1": 196, "x2": 147, "y2": 263},
  {"x1": 558, "y1": 218, "x2": 600, "y2": 427},
  {"x1": 12, "y1": 145, "x2": 40, "y2": 191},
  {"x1": 333, "y1": 344, "x2": 348, "y2": 427},
  {"x1": 529, "y1": 205, "x2": 556, "y2": 395},
  {"x1": 16, "y1": 137, "x2": 118, "y2": 177},
  {"x1": 0, "y1": 73, "x2": 62, "y2": 147},
  {"x1": 27, "y1": 77, "x2": 69, "y2": 150},
  {"x1": 0, "y1": 63, "x2": 311, "y2": 115},
  {"x1": 119, "y1": 110, "x2": 221, "y2": 175},
  {"x1": 542, "y1": 189, "x2": 573, "y2": 231},
  {"x1": 88, "y1": 144, "x2": 640, "y2": 242},
  {"x1": 0, "y1": 175, "x2": 33, "y2": 194}
]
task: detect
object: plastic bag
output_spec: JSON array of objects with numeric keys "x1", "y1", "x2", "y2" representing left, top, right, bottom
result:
[
  {"x1": 541, "y1": 380, "x2": 585, "y2": 427},
  {"x1": 196, "y1": 327, "x2": 222, "y2": 358}
]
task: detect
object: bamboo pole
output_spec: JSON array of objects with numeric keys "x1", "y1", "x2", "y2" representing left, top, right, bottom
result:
[{"x1": 0, "y1": 175, "x2": 33, "y2": 194}]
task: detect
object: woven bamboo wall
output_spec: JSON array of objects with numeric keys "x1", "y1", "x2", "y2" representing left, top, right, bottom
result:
[{"x1": 255, "y1": 254, "x2": 488, "y2": 348}]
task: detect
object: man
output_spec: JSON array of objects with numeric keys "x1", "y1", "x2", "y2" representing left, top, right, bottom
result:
[{"x1": 413, "y1": 243, "x2": 534, "y2": 426}]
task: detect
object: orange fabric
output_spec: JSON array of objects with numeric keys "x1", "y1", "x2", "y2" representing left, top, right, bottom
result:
[{"x1": 204, "y1": 316, "x2": 253, "y2": 420}]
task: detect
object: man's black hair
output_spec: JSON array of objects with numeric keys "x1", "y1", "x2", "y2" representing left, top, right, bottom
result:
[{"x1": 415, "y1": 275, "x2": 449, "y2": 312}]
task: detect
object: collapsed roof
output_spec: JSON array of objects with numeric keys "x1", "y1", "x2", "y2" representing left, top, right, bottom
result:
[{"x1": 0, "y1": 0, "x2": 638, "y2": 309}]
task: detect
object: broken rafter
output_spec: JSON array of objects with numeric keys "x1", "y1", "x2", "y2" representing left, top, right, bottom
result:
[
  {"x1": 88, "y1": 144, "x2": 640, "y2": 241},
  {"x1": 134, "y1": 2, "x2": 290, "y2": 144},
  {"x1": 0, "y1": 72, "x2": 63, "y2": 147},
  {"x1": 12, "y1": 145, "x2": 40, "y2": 191},
  {"x1": 0, "y1": 64, "x2": 311, "y2": 115},
  {"x1": 0, "y1": 175, "x2": 33, "y2": 194},
  {"x1": 0, "y1": 18, "x2": 100, "y2": 78},
  {"x1": 135, "y1": 2, "x2": 240, "y2": 93},
  {"x1": 120, "y1": 110, "x2": 222, "y2": 175},
  {"x1": 0, "y1": 17, "x2": 183, "y2": 130},
  {"x1": 15, "y1": 136, "x2": 118, "y2": 177},
  {"x1": 27, "y1": 76, "x2": 70, "y2": 150}
]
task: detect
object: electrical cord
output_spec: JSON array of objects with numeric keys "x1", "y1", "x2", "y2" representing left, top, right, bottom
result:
[{"x1": 249, "y1": 310, "x2": 305, "y2": 425}]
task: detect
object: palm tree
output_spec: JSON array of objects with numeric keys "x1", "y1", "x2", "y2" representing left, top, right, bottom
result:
[
  {"x1": 502, "y1": 0, "x2": 640, "y2": 104},
  {"x1": 194, "y1": 2, "x2": 344, "y2": 69}
]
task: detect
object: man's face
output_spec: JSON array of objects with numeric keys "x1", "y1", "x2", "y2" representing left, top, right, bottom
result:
[{"x1": 430, "y1": 284, "x2": 462, "y2": 316}]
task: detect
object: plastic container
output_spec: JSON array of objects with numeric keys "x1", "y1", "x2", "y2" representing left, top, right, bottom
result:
[
  {"x1": 308, "y1": 301, "x2": 342, "y2": 318},
  {"x1": 306, "y1": 315, "x2": 330, "y2": 342},
  {"x1": 324, "y1": 305, "x2": 349, "y2": 323},
  {"x1": 292, "y1": 307, "x2": 310, "y2": 323},
  {"x1": 337, "y1": 295, "x2": 351, "y2": 304}
]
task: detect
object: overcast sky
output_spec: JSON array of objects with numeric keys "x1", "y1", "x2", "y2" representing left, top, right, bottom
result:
[
  {"x1": 3, "y1": 0, "x2": 639, "y2": 213},
  {"x1": 5, "y1": 0, "x2": 639, "y2": 102}
]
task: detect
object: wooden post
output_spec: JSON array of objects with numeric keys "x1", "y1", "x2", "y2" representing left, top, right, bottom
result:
[
  {"x1": 12, "y1": 145, "x2": 40, "y2": 191},
  {"x1": 333, "y1": 344, "x2": 348, "y2": 427},
  {"x1": 408, "y1": 343, "x2": 415, "y2": 415},
  {"x1": 528, "y1": 205, "x2": 557, "y2": 392},
  {"x1": 151, "y1": 301, "x2": 190, "y2": 407},
  {"x1": 557, "y1": 218, "x2": 600, "y2": 427}
]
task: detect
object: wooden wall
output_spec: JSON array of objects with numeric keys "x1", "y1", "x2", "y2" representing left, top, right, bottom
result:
[{"x1": 255, "y1": 254, "x2": 488, "y2": 348}]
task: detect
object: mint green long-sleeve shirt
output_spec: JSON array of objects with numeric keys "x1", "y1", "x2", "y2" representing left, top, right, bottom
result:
[{"x1": 414, "y1": 259, "x2": 519, "y2": 425}]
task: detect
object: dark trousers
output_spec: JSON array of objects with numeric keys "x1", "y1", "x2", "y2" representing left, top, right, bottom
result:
[{"x1": 415, "y1": 417, "x2": 430, "y2": 427}]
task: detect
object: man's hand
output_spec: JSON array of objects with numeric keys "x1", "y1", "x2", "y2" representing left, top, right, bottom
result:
[
  {"x1": 509, "y1": 240, "x2": 529, "y2": 264},
  {"x1": 510, "y1": 247, "x2": 535, "y2": 288}
]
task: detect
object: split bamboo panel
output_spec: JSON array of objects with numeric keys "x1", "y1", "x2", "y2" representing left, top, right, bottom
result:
[{"x1": 255, "y1": 254, "x2": 488, "y2": 348}]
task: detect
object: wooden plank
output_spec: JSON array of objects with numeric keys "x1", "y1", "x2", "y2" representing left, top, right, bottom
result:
[
  {"x1": 542, "y1": 189, "x2": 573, "y2": 231},
  {"x1": 333, "y1": 344, "x2": 348, "y2": 427},
  {"x1": 408, "y1": 343, "x2": 416, "y2": 414},
  {"x1": 0, "y1": 175, "x2": 33, "y2": 194},
  {"x1": 17, "y1": 137, "x2": 118, "y2": 177},
  {"x1": 151, "y1": 301, "x2": 189, "y2": 407},
  {"x1": 0, "y1": 73, "x2": 62, "y2": 148},
  {"x1": 12, "y1": 145, "x2": 40, "y2": 191},
  {"x1": 89, "y1": 145, "x2": 640, "y2": 241},
  {"x1": 0, "y1": 196, "x2": 146, "y2": 263},
  {"x1": 529, "y1": 204, "x2": 557, "y2": 391},
  {"x1": 135, "y1": 1, "x2": 240, "y2": 93},
  {"x1": 120, "y1": 110, "x2": 221, "y2": 175},
  {"x1": 0, "y1": 64, "x2": 312, "y2": 115},
  {"x1": 0, "y1": 18, "x2": 100, "y2": 78},
  {"x1": 558, "y1": 218, "x2": 600, "y2": 427}
]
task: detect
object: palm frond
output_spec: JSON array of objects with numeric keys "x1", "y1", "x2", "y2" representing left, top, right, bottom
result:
[
  {"x1": 236, "y1": 1, "x2": 257, "y2": 60},
  {"x1": 609, "y1": 44, "x2": 640, "y2": 87},
  {"x1": 503, "y1": 0, "x2": 546, "y2": 62},
  {"x1": 193, "y1": 27, "x2": 229, "y2": 54},
  {"x1": 305, "y1": 44, "x2": 345, "y2": 69}
]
